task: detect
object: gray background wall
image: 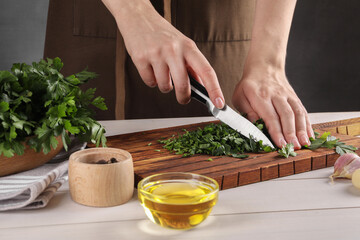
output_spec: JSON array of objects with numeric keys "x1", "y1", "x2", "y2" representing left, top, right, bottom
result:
[
  {"x1": 287, "y1": 0, "x2": 360, "y2": 112},
  {"x1": 0, "y1": 0, "x2": 49, "y2": 70},
  {"x1": 0, "y1": 0, "x2": 359, "y2": 114}
]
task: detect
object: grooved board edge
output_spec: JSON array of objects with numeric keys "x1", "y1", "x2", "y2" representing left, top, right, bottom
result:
[{"x1": 90, "y1": 118, "x2": 360, "y2": 190}]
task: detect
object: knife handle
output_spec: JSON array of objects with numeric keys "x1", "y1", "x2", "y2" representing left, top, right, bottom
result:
[{"x1": 189, "y1": 74, "x2": 209, "y2": 105}]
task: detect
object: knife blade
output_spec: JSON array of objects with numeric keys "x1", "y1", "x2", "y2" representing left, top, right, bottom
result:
[{"x1": 189, "y1": 75, "x2": 275, "y2": 148}]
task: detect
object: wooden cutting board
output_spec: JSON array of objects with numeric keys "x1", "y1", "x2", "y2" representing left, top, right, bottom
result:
[{"x1": 93, "y1": 117, "x2": 360, "y2": 190}]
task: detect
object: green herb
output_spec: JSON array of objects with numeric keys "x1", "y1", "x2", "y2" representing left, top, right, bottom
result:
[
  {"x1": 158, "y1": 121, "x2": 358, "y2": 161},
  {"x1": 154, "y1": 149, "x2": 161, "y2": 152},
  {"x1": 0, "y1": 58, "x2": 107, "y2": 157},
  {"x1": 278, "y1": 143, "x2": 297, "y2": 158},
  {"x1": 159, "y1": 120, "x2": 275, "y2": 158},
  {"x1": 206, "y1": 158, "x2": 213, "y2": 161},
  {"x1": 306, "y1": 131, "x2": 357, "y2": 155},
  {"x1": 147, "y1": 142, "x2": 152, "y2": 146}
]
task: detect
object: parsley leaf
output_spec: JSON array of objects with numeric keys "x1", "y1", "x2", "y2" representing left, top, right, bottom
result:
[
  {"x1": 278, "y1": 143, "x2": 297, "y2": 158},
  {"x1": 306, "y1": 131, "x2": 357, "y2": 155}
]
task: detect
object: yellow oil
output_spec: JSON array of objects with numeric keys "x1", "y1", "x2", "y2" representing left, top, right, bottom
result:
[{"x1": 138, "y1": 180, "x2": 218, "y2": 229}]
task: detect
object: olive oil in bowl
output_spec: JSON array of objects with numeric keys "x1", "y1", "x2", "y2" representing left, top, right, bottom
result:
[{"x1": 138, "y1": 172, "x2": 219, "y2": 229}]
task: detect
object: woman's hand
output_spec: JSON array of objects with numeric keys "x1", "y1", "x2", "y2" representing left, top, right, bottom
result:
[
  {"x1": 231, "y1": 0, "x2": 314, "y2": 149},
  {"x1": 232, "y1": 67, "x2": 314, "y2": 149},
  {"x1": 102, "y1": 0, "x2": 225, "y2": 108}
]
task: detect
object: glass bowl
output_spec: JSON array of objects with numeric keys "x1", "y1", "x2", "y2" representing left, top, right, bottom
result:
[{"x1": 138, "y1": 172, "x2": 219, "y2": 230}]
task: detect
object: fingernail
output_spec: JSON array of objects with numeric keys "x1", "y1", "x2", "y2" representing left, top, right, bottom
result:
[
  {"x1": 279, "y1": 138, "x2": 287, "y2": 147},
  {"x1": 248, "y1": 113, "x2": 259, "y2": 123},
  {"x1": 291, "y1": 139, "x2": 301, "y2": 149},
  {"x1": 301, "y1": 135, "x2": 310, "y2": 146},
  {"x1": 248, "y1": 117, "x2": 257, "y2": 123},
  {"x1": 215, "y1": 97, "x2": 224, "y2": 109},
  {"x1": 310, "y1": 130, "x2": 315, "y2": 139}
]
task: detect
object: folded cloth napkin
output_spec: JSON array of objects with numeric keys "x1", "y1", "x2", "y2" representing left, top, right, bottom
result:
[{"x1": 0, "y1": 140, "x2": 86, "y2": 211}]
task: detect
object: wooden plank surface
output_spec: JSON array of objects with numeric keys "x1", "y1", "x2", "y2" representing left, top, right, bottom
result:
[
  {"x1": 4, "y1": 206, "x2": 360, "y2": 240},
  {"x1": 91, "y1": 118, "x2": 360, "y2": 190},
  {"x1": 313, "y1": 117, "x2": 360, "y2": 136}
]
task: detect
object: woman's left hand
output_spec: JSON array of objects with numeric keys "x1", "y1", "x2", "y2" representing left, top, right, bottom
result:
[{"x1": 232, "y1": 66, "x2": 314, "y2": 149}]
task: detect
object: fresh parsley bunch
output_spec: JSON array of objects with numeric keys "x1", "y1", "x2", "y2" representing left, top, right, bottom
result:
[{"x1": 0, "y1": 57, "x2": 107, "y2": 157}]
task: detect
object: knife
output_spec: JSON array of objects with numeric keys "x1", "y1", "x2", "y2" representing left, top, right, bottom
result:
[{"x1": 189, "y1": 75, "x2": 275, "y2": 148}]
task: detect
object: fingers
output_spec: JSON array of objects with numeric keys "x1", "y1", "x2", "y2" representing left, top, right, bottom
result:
[
  {"x1": 304, "y1": 107, "x2": 315, "y2": 139},
  {"x1": 184, "y1": 47, "x2": 225, "y2": 109},
  {"x1": 287, "y1": 98, "x2": 312, "y2": 147},
  {"x1": 132, "y1": 38, "x2": 220, "y2": 106},
  {"x1": 186, "y1": 65, "x2": 204, "y2": 85},
  {"x1": 272, "y1": 97, "x2": 301, "y2": 149},
  {"x1": 246, "y1": 94, "x2": 287, "y2": 148},
  {"x1": 167, "y1": 57, "x2": 191, "y2": 104},
  {"x1": 151, "y1": 62, "x2": 172, "y2": 93},
  {"x1": 258, "y1": 103, "x2": 287, "y2": 148},
  {"x1": 232, "y1": 88, "x2": 259, "y2": 123},
  {"x1": 133, "y1": 62, "x2": 157, "y2": 88}
]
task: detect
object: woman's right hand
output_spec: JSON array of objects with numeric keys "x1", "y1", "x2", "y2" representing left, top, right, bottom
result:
[{"x1": 102, "y1": 0, "x2": 225, "y2": 108}]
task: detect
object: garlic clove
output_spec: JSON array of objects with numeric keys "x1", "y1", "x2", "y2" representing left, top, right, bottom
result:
[
  {"x1": 345, "y1": 158, "x2": 360, "y2": 177},
  {"x1": 330, "y1": 153, "x2": 360, "y2": 181},
  {"x1": 334, "y1": 153, "x2": 358, "y2": 171}
]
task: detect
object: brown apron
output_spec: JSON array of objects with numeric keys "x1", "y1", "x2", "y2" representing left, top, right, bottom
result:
[{"x1": 44, "y1": 0, "x2": 255, "y2": 120}]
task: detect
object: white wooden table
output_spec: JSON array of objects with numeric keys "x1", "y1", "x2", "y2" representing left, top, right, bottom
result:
[{"x1": 1, "y1": 112, "x2": 360, "y2": 240}]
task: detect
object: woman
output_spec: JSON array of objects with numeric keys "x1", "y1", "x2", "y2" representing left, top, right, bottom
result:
[{"x1": 44, "y1": 0, "x2": 313, "y2": 149}]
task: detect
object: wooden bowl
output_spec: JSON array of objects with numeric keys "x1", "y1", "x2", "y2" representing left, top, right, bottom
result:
[
  {"x1": 0, "y1": 135, "x2": 64, "y2": 177},
  {"x1": 68, "y1": 148, "x2": 134, "y2": 207}
]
